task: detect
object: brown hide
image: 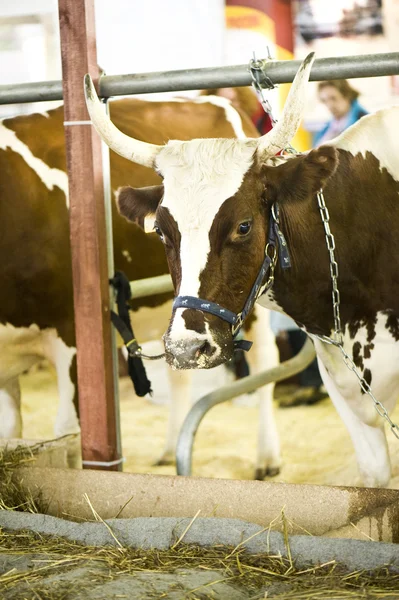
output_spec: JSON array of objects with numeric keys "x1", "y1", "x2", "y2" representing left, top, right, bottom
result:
[
  {"x1": 0, "y1": 98, "x2": 259, "y2": 347},
  {"x1": 264, "y1": 148, "x2": 399, "y2": 339}
]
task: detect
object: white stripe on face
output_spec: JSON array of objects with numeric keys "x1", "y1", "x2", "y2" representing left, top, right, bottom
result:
[{"x1": 156, "y1": 137, "x2": 257, "y2": 341}]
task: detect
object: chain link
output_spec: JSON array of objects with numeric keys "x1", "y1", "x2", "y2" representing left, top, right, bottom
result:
[
  {"x1": 249, "y1": 51, "x2": 278, "y2": 126},
  {"x1": 314, "y1": 190, "x2": 399, "y2": 439}
]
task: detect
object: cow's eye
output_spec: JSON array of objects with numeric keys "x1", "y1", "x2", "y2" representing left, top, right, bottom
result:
[
  {"x1": 154, "y1": 225, "x2": 164, "y2": 240},
  {"x1": 238, "y1": 221, "x2": 252, "y2": 235}
]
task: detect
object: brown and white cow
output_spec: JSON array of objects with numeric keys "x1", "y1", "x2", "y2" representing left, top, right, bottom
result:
[
  {"x1": 86, "y1": 52, "x2": 399, "y2": 488},
  {"x1": 0, "y1": 95, "x2": 280, "y2": 476}
]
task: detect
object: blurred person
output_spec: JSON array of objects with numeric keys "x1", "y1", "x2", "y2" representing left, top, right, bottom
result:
[{"x1": 314, "y1": 79, "x2": 368, "y2": 146}]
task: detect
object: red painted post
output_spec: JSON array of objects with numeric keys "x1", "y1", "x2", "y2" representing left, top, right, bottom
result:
[{"x1": 58, "y1": 0, "x2": 122, "y2": 470}]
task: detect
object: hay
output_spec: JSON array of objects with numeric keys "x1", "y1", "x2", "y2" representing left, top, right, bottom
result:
[
  {"x1": 1, "y1": 446, "x2": 398, "y2": 598},
  {"x1": 0, "y1": 443, "x2": 45, "y2": 514},
  {"x1": 1, "y1": 527, "x2": 399, "y2": 600}
]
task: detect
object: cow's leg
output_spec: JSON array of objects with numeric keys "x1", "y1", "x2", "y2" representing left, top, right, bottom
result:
[
  {"x1": 42, "y1": 331, "x2": 81, "y2": 467},
  {"x1": 155, "y1": 368, "x2": 192, "y2": 466},
  {"x1": 0, "y1": 378, "x2": 22, "y2": 438},
  {"x1": 317, "y1": 359, "x2": 391, "y2": 488},
  {"x1": 249, "y1": 309, "x2": 281, "y2": 480}
]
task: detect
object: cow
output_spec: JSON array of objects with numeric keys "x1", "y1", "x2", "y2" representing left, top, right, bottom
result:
[
  {"x1": 86, "y1": 52, "x2": 399, "y2": 489},
  {"x1": 0, "y1": 94, "x2": 281, "y2": 477}
]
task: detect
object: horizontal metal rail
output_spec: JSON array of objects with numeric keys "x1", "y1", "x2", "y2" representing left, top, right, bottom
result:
[
  {"x1": 1, "y1": 52, "x2": 398, "y2": 105},
  {"x1": 130, "y1": 274, "x2": 173, "y2": 299},
  {"x1": 176, "y1": 337, "x2": 316, "y2": 477}
]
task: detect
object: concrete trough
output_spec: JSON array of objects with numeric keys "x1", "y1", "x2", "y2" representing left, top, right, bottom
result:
[{"x1": 11, "y1": 464, "x2": 399, "y2": 543}]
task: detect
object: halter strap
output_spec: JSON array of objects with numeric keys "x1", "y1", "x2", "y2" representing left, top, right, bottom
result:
[{"x1": 172, "y1": 203, "x2": 290, "y2": 351}]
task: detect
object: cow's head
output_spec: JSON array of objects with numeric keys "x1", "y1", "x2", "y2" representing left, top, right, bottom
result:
[{"x1": 85, "y1": 53, "x2": 330, "y2": 370}]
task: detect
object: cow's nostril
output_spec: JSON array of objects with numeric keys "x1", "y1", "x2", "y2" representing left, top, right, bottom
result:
[{"x1": 196, "y1": 340, "x2": 216, "y2": 358}]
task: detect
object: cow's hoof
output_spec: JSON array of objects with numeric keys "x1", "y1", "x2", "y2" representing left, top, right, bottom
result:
[
  {"x1": 154, "y1": 454, "x2": 175, "y2": 466},
  {"x1": 254, "y1": 466, "x2": 281, "y2": 480},
  {"x1": 279, "y1": 385, "x2": 329, "y2": 408}
]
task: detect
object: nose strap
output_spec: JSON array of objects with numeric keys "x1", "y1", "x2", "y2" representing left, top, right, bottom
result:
[
  {"x1": 173, "y1": 296, "x2": 237, "y2": 326},
  {"x1": 172, "y1": 296, "x2": 253, "y2": 351}
]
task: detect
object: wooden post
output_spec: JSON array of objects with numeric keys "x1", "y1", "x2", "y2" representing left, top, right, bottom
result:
[{"x1": 58, "y1": 0, "x2": 122, "y2": 470}]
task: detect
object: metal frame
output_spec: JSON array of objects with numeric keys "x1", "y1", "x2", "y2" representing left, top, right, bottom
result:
[
  {"x1": 176, "y1": 339, "x2": 316, "y2": 476},
  {"x1": 1, "y1": 52, "x2": 398, "y2": 104}
]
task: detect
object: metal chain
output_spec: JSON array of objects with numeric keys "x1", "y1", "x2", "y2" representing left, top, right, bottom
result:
[
  {"x1": 314, "y1": 190, "x2": 399, "y2": 439},
  {"x1": 131, "y1": 349, "x2": 166, "y2": 361},
  {"x1": 316, "y1": 190, "x2": 343, "y2": 346},
  {"x1": 248, "y1": 51, "x2": 298, "y2": 156},
  {"x1": 249, "y1": 50, "x2": 278, "y2": 126},
  {"x1": 127, "y1": 342, "x2": 165, "y2": 361}
]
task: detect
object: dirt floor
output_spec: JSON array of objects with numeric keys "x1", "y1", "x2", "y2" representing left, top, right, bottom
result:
[{"x1": 19, "y1": 339, "x2": 399, "y2": 490}]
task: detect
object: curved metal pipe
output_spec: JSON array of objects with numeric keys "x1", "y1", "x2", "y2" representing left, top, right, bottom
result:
[{"x1": 176, "y1": 337, "x2": 316, "y2": 476}]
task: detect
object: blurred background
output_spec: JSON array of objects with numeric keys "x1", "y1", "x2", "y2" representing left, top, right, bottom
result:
[{"x1": 0, "y1": 0, "x2": 398, "y2": 148}]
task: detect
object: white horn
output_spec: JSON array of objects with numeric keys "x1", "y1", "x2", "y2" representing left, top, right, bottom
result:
[
  {"x1": 257, "y1": 52, "x2": 315, "y2": 157},
  {"x1": 84, "y1": 74, "x2": 162, "y2": 168}
]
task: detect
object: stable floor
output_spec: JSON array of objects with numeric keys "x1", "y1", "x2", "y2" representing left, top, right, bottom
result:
[{"x1": 19, "y1": 341, "x2": 399, "y2": 490}]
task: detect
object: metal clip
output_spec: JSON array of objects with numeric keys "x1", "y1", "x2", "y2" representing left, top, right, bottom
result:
[
  {"x1": 248, "y1": 50, "x2": 278, "y2": 125},
  {"x1": 232, "y1": 313, "x2": 243, "y2": 337}
]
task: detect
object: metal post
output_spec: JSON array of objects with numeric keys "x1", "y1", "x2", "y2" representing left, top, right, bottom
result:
[
  {"x1": 176, "y1": 338, "x2": 316, "y2": 477},
  {"x1": 1, "y1": 52, "x2": 398, "y2": 104},
  {"x1": 58, "y1": 0, "x2": 122, "y2": 471}
]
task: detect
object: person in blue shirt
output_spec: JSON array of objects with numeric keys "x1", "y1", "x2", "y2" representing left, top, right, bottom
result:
[{"x1": 314, "y1": 79, "x2": 368, "y2": 146}]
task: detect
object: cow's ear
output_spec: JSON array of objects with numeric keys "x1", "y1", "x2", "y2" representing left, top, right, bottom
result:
[
  {"x1": 263, "y1": 146, "x2": 338, "y2": 204},
  {"x1": 116, "y1": 185, "x2": 164, "y2": 228},
  {"x1": 301, "y1": 146, "x2": 339, "y2": 190}
]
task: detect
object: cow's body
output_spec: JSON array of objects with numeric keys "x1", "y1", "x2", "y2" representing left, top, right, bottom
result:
[
  {"x1": 0, "y1": 97, "x2": 281, "y2": 476},
  {"x1": 87, "y1": 53, "x2": 399, "y2": 487}
]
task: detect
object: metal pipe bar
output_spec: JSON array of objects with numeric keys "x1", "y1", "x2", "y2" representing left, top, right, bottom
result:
[
  {"x1": 0, "y1": 80, "x2": 63, "y2": 105},
  {"x1": 1, "y1": 52, "x2": 398, "y2": 105},
  {"x1": 176, "y1": 338, "x2": 316, "y2": 477},
  {"x1": 130, "y1": 274, "x2": 173, "y2": 299}
]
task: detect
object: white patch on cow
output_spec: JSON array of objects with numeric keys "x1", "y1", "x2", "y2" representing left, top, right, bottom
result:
[
  {"x1": 41, "y1": 332, "x2": 79, "y2": 437},
  {"x1": 0, "y1": 122, "x2": 69, "y2": 206},
  {"x1": 144, "y1": 216, "x2": 156, "y2": 233},
  {"x1": 0, "y1": 379, "x2": 22, "y2": 439},
  {"x1": 317, "y1": 359, "x2": 391, "y2": 488},
  {"x1": 0, "y1": 323, "x2": 46, "y2": 385},
  {"x1": 122, "y1": 249, "x2": 132, "y2": 263},
  {"x1": 308, "y1": 311, "x2": 399, "y2": 487},
  {"x1": 258, "y1": 290, "x2": 286, "y2": 313},
  {"x1": 0, "y1": 323, "x2": 79, "y2": 440},
  {"x1": 157, "y1": 137, "x2": 257, "y2": 346},
  {"x1": 311, "y1": 312, "x2": 399, "y2": 426},
  {"x1": 329, "y1": 106, "x2": 399, "y2": 181},
  {"x1": 158, "y1": 368, "x2": 193, "y2": 464},
  {"x1": 194, "y1": 96, "x2": 248, "y2": 140}
]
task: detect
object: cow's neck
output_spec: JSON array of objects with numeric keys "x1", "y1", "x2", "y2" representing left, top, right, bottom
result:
[{"x1": 260, "y1": 148, "x2": 399, "y2": 337}]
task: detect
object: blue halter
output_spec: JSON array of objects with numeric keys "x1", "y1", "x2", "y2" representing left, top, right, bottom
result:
[{"x1": 172, "y1": 204, "x2": 291, "y2": 351}]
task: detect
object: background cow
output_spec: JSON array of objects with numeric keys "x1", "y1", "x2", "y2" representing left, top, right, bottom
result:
[
  {"x1": 0, "y1": 95, "x2": 280, "y2": 477},
  {"x1": 86, "y1": 53, "x2": 399, "y2": 488}
]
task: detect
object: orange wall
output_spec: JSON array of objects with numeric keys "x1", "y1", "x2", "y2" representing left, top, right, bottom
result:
[{"x1": 225, "y1": 0, "x2": 312, "y2": 151}]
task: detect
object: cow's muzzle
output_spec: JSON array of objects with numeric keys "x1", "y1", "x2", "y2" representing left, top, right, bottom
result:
[{"x1": 163, "y1": 332, "x2": 230, "y2": 370}]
